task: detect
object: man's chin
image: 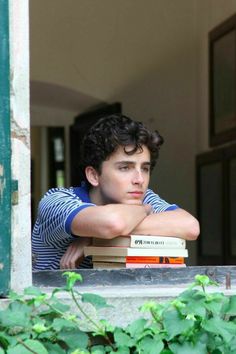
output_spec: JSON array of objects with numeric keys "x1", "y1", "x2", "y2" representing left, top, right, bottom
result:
[{"x1": 124, "y1": 200, "x2": 143, "y2": 205}]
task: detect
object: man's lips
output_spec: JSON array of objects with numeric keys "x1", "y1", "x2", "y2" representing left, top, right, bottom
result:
[{"x1": 128, "y1": 191, "x2": 143, "y2": 197}]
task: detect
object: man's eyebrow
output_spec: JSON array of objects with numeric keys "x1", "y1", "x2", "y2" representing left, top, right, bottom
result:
[
  {"x1": 115, "y1": 161, "x2": 151, "y2": 165},
  {"x1": 115, "y1": 161, "x2": 135, "y2": 165}
]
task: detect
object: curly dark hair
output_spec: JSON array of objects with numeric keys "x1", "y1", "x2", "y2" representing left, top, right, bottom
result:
[{"x1": 80, "y1": 114, "x2": 164, "y2": 182}]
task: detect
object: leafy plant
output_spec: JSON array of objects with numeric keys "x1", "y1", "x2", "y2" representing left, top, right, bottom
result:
[{"x1": 0, "y1": 273, "x2": 235, "y2": 353}]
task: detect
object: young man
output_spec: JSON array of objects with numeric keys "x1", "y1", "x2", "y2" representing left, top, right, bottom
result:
[{"x1": 32, "y1": 114, "x2": 199, "y2": 270}]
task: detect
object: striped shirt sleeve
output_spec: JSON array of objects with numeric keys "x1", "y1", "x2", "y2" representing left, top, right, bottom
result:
[
  {"x1": 35, "y1": 187, "x2": 95, "y2": 248},
  {"x1": 143, "y1": 188, "x2": 179, "y2": 212}
]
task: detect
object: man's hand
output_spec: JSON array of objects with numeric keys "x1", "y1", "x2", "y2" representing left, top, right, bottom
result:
[
  {"x1": 60, "y1": 237, "x2": 91, "y2": 269},
  {"x1": 133, "y1": 208, "x2": 200, "y2": 240}
]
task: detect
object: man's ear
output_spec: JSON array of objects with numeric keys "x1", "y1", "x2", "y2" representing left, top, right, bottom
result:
[{"x1": 85, "y1": 166, "x2": 100, "y2": 187}]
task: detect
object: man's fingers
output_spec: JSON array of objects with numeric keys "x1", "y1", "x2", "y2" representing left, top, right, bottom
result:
[{"x1": 60, "y1": 239, "x2": 87, "y2": 269}]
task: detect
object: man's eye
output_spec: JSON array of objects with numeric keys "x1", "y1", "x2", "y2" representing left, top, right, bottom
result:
[
  {"x1": 119, "y1": 166, "x2": 129, "y2": 171},
  {"x1": 142, "y1": 167, "x2": 150, "y2": 173}
]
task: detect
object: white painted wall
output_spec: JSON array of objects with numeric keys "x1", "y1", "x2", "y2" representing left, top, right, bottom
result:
[
  {"x1": 10, "y1": 0, "x2": 32, "y2": 290},
  {"x1": 30, "y1": 0, "x2": 197, "y2": 204}
]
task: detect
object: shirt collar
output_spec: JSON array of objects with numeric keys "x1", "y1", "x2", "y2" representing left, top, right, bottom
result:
[{"x1": 73, "y1": 182, "x2": 91, "y2": 203}]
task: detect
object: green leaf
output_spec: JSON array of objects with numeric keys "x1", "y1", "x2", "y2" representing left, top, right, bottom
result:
[
  {"x1": 37, "y1": 329, "x2": 55, "y2": 340},
  {"x1": 52, "y1": 318, "x2": 77, "y2": 331},
  {"x1": 110, "y1": 347, "x2": 130, "y2": 354},
  {"x1": 8, "y1": 339, "x2": 48, "y2": 354},
  {"x1": 63, "y1": 272, "x2": 83, "y2": 290},
  {"x1": 224, "y1": 295, "x2": 236, "y2": 316},
  {"x1": 169, "y1": 340, "x2": 207, "y2": 354},
  {"x1": 203, "y1": 317, "x2": 236, "y2": 343},
  {"x1": 0, "y1": 303, "x2": 31, "y2": 328},
  {"x1": 44, "y1": 342, "x2": 65, "y2": 354},
  {"x1": 23, "y1": 286, "x2": 44, "y2": 297},
  {"x1": 91, "y1": 345, "x2": 106, "y2": 353},
  {"x1": 32, "y1": 321, "x2": 48, "y2": 334},
  {"x1": 57, "y1": 328, "x2": 89, "y2": 349},
  {"x1": 8, "y1": 291, "x2": 24, "y2": 302},
  {"x1": 0, "y1": 331, "x2": 10, "y2": 348},
  {"x1": 50, "y1": 298, "x2": 71, "y2": 313},
  {"x1": 205, "y1": 300, "x2": 224, "y2": 316},
  {"x1": 181, "y1": 298, "x2": 206, "y2": 318},
  {"x1": 163, "y1": 308, "x2": 194, "y2": 340},
  {"x1": 81, "y1": 293, "x2": 111, "y2": 309},
  {"x1": 139, "y1": 335, "x2": 164, "y2": 354},
  {"x1": 193, "y1": 274, "x2": 218, "y2": 288},
  {"x1": 179, "y1": 288, "x2": 206, "y2": 302},
  {"x1": 126, "y1": 318, "x2": 147, "y2": 338},
  {"x1": 114, "y1": 329, "x2": 134, "y2": 347}
]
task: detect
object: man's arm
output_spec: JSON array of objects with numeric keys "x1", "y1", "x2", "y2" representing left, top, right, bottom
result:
[
  {"x1": 64, "y1": 205, "x2": 199, "y2": 268},
  {"x1": 132, "y1": 208, "x2": 200, "y2": 240},
  {"x1": 71, "y1": 203, "x2": 152, "y2": 239},
  {"x1": 60, "y1": 237, "x2": 91, "y2": 269},
  {"x1": 71, "y1": 203, "x2": 199, "y2": 241}
]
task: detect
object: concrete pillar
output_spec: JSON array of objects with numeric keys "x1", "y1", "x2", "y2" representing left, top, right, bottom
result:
[{"x1": 9, "y1": 0, "x2": 32, "y2": 291}]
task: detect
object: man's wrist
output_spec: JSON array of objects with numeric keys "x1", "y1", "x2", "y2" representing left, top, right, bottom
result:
[{"x1": 143, "y1": 204, "x2": 152, "y2": 216}]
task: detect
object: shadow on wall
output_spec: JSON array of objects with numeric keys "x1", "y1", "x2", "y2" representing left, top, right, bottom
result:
[{"x1": 30, "y1": 80, "x2": 103, "y2": 114}]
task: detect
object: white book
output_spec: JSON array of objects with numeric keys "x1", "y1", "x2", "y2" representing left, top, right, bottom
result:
[
  {"x1": 93, "y1": 255, "x2": 127, "y2": 263},
  {"x1": 130, "y1": 235, "x2": 186, "y2": 248},
  {"x1": 92, "y1": 235, "x2": 186, "y2": 249},
  {"x1": 84, "y1": 246, "x2": 188, "y2": 258},
  {"x1": 93, "y1": 262, "x2": 125, "y2": 269}
]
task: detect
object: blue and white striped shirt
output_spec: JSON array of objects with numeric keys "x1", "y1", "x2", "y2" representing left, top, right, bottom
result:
[{"x1": 32, "y1": 185, "x2": 178, "y2": 270}]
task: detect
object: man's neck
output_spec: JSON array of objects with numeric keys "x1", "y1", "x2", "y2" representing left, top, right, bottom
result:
[{"x1": 89, "y1": 188, "x2": 103, "y2": 205}]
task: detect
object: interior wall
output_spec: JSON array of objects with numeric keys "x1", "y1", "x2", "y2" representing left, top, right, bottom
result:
[
  {"x1": 30, "y1": 0, "x2": 197, "y2": 206},
  {"x1": 30, "y1": 0, "x2": 236, "y2": 265}
]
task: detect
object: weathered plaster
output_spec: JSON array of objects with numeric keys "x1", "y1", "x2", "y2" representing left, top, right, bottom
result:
[
  {"x1": 9, "y1": 0, "x2": 31, "y2": 290},
  {"x1": 0, "y1": 165, "x2": 6, "y2": 201},
  {"x1": 11, "y1": 120, "x2": 30, "y2": 148}
]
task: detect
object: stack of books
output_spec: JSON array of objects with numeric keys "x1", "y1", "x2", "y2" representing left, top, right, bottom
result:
[{"x1": 84, "y1": 235, "x2": 188, "y2": 269}]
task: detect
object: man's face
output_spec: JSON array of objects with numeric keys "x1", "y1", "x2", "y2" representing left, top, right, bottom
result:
[{"x1": 92, "y1": 145, "x2": 151, "y2": 205}]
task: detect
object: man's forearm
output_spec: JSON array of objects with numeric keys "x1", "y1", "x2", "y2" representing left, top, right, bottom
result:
[
  {"x1": 71, "y1": 204, "x2": 151, "y2": 239},
  {"x1": 132, "y1": 208, "x2": 200, "y2": 241}
]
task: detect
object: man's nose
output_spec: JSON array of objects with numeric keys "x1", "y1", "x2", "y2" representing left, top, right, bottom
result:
[{"x1": 132, "y1": 170, "x2": 144, "y2": 184}]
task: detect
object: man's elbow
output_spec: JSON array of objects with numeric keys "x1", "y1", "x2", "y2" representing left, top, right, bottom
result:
[
  {"x1": 185, "y1": 217, "x2": 200, "y2": 241},
  {"x1": 100, "y1": 215, "x2": 127, "y2": 239}
]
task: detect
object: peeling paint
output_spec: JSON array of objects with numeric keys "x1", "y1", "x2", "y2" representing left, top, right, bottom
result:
[
  {"x1": 0, "y1": 164, "x2": 6, "y2": 201},
  {"x1": 0, "y1": 179, "x2": 6, "y2": 201},
  {"x1": 11, "y1": 120, "x2": 29, "y2": 147},
  {"x1": 11, "y1": 131, "x2": 28, "y2": 146}
]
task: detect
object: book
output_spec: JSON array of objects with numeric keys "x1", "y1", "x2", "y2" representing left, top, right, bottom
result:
[
  {"x1": 93, "y1": 262, "x2": 186, "y2": 269},
  {"x1": 126, "y1": 263, "x2": 186, "y2": 268},
  {"x1": 93, "y1": 255, "x2": 127, "y2": 263},
  {"x1": 92, "y1": 235, "x2": 186, "y2": 249},
  {"x1": 93, "y1": 262, "x2": 125, "y2": 268},
  {"x1": 126, "y1": 256, "x2": 185, "y2": 264},
  {"x1": 92, "y1": 255, "x2": 185, "y2": 264},
  {"x1": 84, "y1": 246, "x2": 188, "y2": 258}
]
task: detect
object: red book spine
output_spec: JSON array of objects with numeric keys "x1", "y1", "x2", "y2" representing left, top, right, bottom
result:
[{"x1": 125, "y1": 256, "x2": 184, "y2": 264}]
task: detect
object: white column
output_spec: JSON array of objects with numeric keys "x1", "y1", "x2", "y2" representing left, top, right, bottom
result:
[{"x1": 9, "y1": 0, "x2": 32, "y2": 291}]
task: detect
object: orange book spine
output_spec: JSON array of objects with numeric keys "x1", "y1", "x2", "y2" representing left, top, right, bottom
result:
[{"x1": 125, "y1": 256, "x2": 184, "y2": 264}]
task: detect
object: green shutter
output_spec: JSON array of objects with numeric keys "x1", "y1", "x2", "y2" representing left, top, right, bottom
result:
[{"x1": 0, "y1": 0, "x2": 11, "y2": 295}]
